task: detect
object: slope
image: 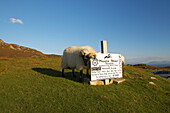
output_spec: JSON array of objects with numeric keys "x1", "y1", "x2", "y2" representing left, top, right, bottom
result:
[{"x1": 0, "y1": 57, "x2": 169, "y2": 113}]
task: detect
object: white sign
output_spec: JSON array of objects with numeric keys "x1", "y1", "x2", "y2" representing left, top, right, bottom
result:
[{"x1": 91, "y1": 53, "x2": 122, "y2": 81}]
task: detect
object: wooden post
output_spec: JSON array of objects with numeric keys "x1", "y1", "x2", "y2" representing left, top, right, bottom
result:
[
  {"x1": 101, "y1": 40, "x2": 107, "y2": 54},
  {"x1": 101, "y1": 40, "x2": 110, "y2": 85}
]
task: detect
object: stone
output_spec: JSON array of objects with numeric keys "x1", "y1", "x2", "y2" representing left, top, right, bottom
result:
[
  {"x1": 150, "y1": 77, "x2": 156, "y2": 80},
  {"x1": 113, "y1": 78, "x2": 126, "y2": 84},
  {"x1": 105, "y1": 79, "x2": 110, "y2": 85},
  {"x1": 90, "y1": 80, "x2": 104, "y2": 85},
  {"x1": 109, "y1": 79, "x2": 114, "y2": 84},
  {"x1": 149, "y1": 82, "x2": 157, "y2": 87},
  {"x1": 9, "y1": 45, "x2": 16, "y2": 50}
]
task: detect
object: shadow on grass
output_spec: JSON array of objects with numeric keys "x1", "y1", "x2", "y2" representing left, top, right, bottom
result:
[
  {"x1": 32, "y1": 68, "x2": 61, "y2": 77},
  {"x1": 32, "y1": 68, "x2": 89, "y2": 83}
]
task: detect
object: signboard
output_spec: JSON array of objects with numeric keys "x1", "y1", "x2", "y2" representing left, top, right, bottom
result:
[{"x1": 91, "y1": 53, "x2": 122, "y2": 81}]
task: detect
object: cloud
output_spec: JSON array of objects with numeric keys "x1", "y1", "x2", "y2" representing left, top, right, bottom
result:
[{"x1": 10, "y1": 18, "x2": 23, "y2": 24}]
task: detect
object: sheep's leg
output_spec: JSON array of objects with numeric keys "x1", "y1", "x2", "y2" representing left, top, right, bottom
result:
[
  {"x1": 86, "y1": 69, "x2": 89, "y2": 76},
  {"x1": 62, "y1": 69, "x2": 65, "y2": 77},
  {"x1": 72, "y1": 69, "x2": 76, "y2": 77},
  {"x1": 80, "y1": 70, "x2": 83, "y2": 78},
  {"x1": 79, "y1": 70, "x2": 83, "y2": 82},
  {"x1": 86, "y1": 69, "x2": 90, "y2": 79}
]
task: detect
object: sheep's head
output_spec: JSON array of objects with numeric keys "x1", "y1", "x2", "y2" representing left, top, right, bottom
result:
[{"x1": 80, "y1": 50, "x2": 96, "y2": 66}]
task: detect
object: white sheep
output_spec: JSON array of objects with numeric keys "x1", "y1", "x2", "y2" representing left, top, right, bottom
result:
[{"x1": 61, "y1": 46, "x2": 96, "y2": 80}]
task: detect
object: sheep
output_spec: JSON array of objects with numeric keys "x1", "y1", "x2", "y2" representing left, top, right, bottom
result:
[{"x1": 61, "y1": 46, "x2": 96, "y2": 81}]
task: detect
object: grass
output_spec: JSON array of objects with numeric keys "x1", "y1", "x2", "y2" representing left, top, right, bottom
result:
[{"x1": 0, "y1": 57, "x2": 170, "y2": 113}]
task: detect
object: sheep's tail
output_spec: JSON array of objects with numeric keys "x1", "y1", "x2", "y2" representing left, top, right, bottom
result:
[{"x1": 61, "y1": 50, "x2": 67, "y2": 69}]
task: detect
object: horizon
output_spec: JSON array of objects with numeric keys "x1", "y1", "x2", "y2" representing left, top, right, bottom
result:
[{"x1": 0, "y1": 0, "x2": 170, "y2": 64}]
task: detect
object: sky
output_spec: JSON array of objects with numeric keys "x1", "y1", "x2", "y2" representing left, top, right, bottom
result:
[{"x1": 0, "y1": 0, "x2": 170, "y2": 64}]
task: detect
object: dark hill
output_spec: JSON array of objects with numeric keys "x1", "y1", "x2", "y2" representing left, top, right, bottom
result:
[
  {"x1": 147, "y1": 61, "x2": 170, "y2": 67},
  {"x1": 130, "y1": 63, "x2": 170, "y2": 70},
  {"x1": 0, "y1": 39, "x2": 61, "y2": 58}
]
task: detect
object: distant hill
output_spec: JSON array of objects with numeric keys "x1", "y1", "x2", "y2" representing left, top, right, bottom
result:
[
  {"x1": 0, "y1": 39, "x2": 61, "y2": 58},
  {"x1": 147, "y1": 61, "x2": 170, "y2": 67},
  {"x1": 127, "y1": 63, "x2": 170, "y2": 70}
]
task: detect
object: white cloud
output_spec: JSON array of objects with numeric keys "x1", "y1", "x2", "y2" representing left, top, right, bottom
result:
[{"x1": 10, "y1": 18, "x2": 23, "y2": 24}]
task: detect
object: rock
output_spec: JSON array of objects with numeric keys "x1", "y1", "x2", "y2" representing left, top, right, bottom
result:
[
  {"x1": 17, "y1": 47, "x2": 21, "y2": 50},
  {"x1": 151, "y1": 77, "x2": 156, "y2": 80},
  {"x1": 112, "y1": 78, "x2": 126, "y2": 84},
  {"x1": 149, "y1": 82, "x2": 157, "y2": 87},
  {"x1": 105, "y1": 79, "x2": 110, "y2": 85},
  {"x1": 90, "y1": 80, "x2": 104, "y2": 85},
  {"x1": 9, "y1": 45, "x2": 16, "y2": 50},
  {"x1": 139, "y1": 77, "x2": 144, "y2": 80}
]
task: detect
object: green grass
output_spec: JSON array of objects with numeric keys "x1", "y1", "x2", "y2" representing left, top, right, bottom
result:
[{"x1": 0, "y1": 57, "x2": 170, "y2": 113}]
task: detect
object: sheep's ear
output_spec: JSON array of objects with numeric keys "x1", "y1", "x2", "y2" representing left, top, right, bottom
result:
[
  {"x1": 80, "y1": 50, "x2": 85, "y2": 56},
  {"x1": 87, "y1": 53, "x2": 96, "y2": 59}
]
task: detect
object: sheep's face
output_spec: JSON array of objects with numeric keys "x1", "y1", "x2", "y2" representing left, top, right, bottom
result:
[{"x1": 80, "y1": 50, "x2": 96, "y2": 66}]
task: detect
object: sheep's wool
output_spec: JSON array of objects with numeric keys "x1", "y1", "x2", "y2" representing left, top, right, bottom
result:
[{"x1": 61, "y1": 46, "x2": 96, "y2": 70}]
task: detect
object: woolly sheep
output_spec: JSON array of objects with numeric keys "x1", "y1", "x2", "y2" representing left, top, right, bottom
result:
[{"x1": 61, "y1": 46, "x2": 96, "y2": 79}]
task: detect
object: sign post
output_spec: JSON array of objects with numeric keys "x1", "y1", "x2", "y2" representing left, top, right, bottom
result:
[
  {"x1": 101, "y1": 40, "x2": 107, "y2": 54},
  {"x1": 101, "y1": 40, "x2": 109, "y2": 85}
]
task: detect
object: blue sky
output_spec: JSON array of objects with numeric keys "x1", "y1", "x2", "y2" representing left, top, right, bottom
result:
[{"x1": 0, "y1": 0, "x2": 170, "y2": 64}]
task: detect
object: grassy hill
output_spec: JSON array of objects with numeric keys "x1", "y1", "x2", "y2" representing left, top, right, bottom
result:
[
  {"x1": 0, "y1": 57, "x2": 169, "y2": 113},
  {"x1": 0, "y1": 39, "x2": 60, "y2": 58}
]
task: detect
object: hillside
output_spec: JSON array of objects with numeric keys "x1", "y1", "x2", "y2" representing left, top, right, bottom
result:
[
  {"x1": 0, "y1": 39, "x2": 60, "y2": 58},
  {"x1": 0, "y1": 57, "x2": 169, "y2": 113}
]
